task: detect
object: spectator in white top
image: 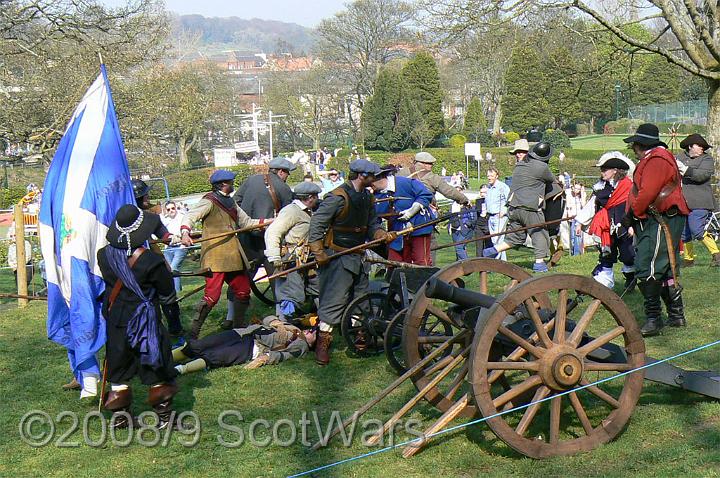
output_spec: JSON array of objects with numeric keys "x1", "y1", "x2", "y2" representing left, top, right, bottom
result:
[
  {"x1": 161, "y1": 201, "x2": 188, "y2": 292},
  {"x1": 7, "y1": 228, "x2": 33, "y2": 286}
]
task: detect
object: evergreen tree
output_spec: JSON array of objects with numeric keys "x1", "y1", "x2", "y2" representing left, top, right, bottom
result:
[
  {"x1": 544, "y1": 47, "x2": 583, "y2": 128},
  {"x1": 501, "y1": 45, "x2": 552, "y2": 132},
  {"x1": 632, "y1": 56, "x2": 683, "y2": 106},
  {"x1": 361, "y1": 67, "x2": 417, "y2": 151},
  {"x1": 402, "y1": 51, "x2": 446, "y2": 143},
  {"x1": 463, "y1": 97, "x2": 487, "y2": 141}
]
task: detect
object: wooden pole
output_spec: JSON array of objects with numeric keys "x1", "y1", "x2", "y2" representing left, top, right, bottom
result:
[
  {"x1": 311, "y1": 329, "x2": 469, "y2": 450},
  {"x1": 14, "y1": 205, "x2": 28, "y2": 308}
]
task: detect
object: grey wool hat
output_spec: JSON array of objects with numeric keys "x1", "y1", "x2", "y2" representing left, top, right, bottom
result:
[
  {"x1": 268, "y1": 157, "x2": 298, "y2": 171},
  {"x1": 414, "y1": 151, "x2": 437, "y2": 164},
  {"x1": 293, "y1": 182, "x2": 322, "y2": 196}
]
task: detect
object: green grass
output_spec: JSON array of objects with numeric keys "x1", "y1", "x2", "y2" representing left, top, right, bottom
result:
[
  {"x1": 570, "y1": 135, "x2": 674, "y2": 151},
  {"x1": 1, "y1": 234, "x2": 720, "y2": 477}
]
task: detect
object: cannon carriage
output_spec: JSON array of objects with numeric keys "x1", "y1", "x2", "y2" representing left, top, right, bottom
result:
[{"x1": 318, "y1": 257, "x2": 720, "y2": 459}]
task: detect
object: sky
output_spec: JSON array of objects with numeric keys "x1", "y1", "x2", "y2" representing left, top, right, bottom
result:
[{"x1": 100, "y1": 0, "x2": 348, "y2": 27}]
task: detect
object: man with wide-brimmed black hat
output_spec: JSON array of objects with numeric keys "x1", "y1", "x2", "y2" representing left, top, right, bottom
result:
[
  {"x1": 98, "y1": 204, "x2": 180, "y2": 428},
  {"x1": 623, "y1": 123, "x2": 690, "y2": 336},
  {"x1": 676, "y1": 133, "x2": 720, "y2": 267}
]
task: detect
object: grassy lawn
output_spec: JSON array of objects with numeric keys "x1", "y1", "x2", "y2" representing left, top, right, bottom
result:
[
  {"x1": 570, "y1": 135, "x2": 674, "y2": 151},
  {"x1": 1, "y1": 234, "x2": 719, "y2": 477}
]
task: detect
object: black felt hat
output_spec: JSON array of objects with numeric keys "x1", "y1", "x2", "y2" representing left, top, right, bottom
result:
[
  {"x1": 679, "y1": 133, "x2": 712, "y2": 151},
  {"x1": 623, "y1": 123, "x2": 667, "y2": 147},
  {"x1": 107, "y1": 204, "x2": 160, "y2": 251}
]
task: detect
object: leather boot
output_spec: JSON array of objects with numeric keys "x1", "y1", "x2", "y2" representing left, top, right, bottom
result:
[
  {"x1": 638, "y1": 278, "x2": 663, "y2": 336},
  {"x1": 104, "y1": 388, "x2": 133, "y2": 429},
  {"x1": 190, "y1": 301, "x2": 212, "y2": 340},
  {"x1": 148, "y1": 383, "x2": 178, "y2": 429},
  {"x1": 315, "y1": 331, "x2": 333, "y2": 366},
  {"x1": 232, "y1": 299, "x2": 250, "y2": 329},
  {"x1": 661, "y1": 285, "x2": 686, "y2": 327},
  {"x1": 622, "y1": 271, "x2": 636, "y2": 293},
  {"x1": 712, "y1": 252, "x2": 720, "y2": 267},
  {"x1": 153, "y1": 399, "x2": 175, "y2": 429},
  {"x1": 162, "y1": 302, "x2": 184, "y2": 337}
]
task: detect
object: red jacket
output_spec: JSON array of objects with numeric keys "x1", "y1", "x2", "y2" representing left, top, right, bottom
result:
[{"x1": 628, "y1": 146, "x2": 690, "y2": 218}]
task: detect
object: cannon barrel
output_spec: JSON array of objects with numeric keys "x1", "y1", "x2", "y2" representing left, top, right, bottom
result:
[{"x1": 424, "y1": 278, "x2": 497, "y2": 309}]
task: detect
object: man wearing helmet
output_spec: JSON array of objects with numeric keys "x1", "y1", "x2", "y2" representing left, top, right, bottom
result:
[{"x1": 482, "y1": 141, "x2": 560, "y2": 272}]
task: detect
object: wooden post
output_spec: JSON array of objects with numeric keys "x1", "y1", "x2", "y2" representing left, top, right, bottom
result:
[{"x1": 14, "y1": 205, "x2": 28, "y2": 308}]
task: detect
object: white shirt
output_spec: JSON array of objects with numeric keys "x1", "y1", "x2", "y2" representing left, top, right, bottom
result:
[{"x1": 161, "y1": 212, "x2": 186, "y2": 237}]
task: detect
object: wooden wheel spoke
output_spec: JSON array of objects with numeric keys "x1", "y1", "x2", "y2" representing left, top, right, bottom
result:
[
  {"x1": 446, "y1": 362, "x2": 469, "y2": 400},
  {"x1": 580, "y1": 379, "x2": 620, "y2": 408},
  {"x1": 417, "y1": 335, "x2": 454, "y2": 344},
  {"x1": 426, "y1": 303, "x2": 456, "y2": 327},
  {"x1": 515, "y1": 386, "x2": 551, "y2": 436},
  {"x1": 524, "y1": 299, "x2": 553, "y2": 348},
  {"x1": 567, "y1": 298, "x2": 602, "y2": 346},
  {"x1": 553, "y1": 289, "x2": 568, "y2": 344},
  {"x1": 486, "y1": 360, "x2": 539, "y2": 372},
  {"x1": 584, "y1": 362, "x2": 633, "y2": 372},
  {"x1": 577, "y1": 326, "x2": 625, "y2": 356},
  {"x1": 480, "y1": 271, "x2": 488, "y2": 294},
  {"x1": 549, "y1": 396, "x2": 561, "y2": 445},
  {"x1": 492, "y1": 375, "x2": 542, "y2": 409},
  {"x1": 498, "y1": 326, "x2": 546, "y2": 358},
  {"x1": 568, "y1": 391, "x2": 593, "y2": 435},
  {"x1": 423, "y1": 355, "x2": 455, "y2": 375}
]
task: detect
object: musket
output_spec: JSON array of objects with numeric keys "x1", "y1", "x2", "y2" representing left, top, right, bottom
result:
[
  {"x1": 176, "y1": 283, "x2": 206, "y2": 303},
  {"x1": 156, "y1": 220, "x2": 274, "y2": 246},
  {"x1": 0, "y1": 293, "x2": 47, "y2": 301},
  {"x1": 265, "y1": 212, "x2": 459, "y2": 281},
  {"x1": 172, "y1": 268, "x2": 213, "y2": 278},
  {"x1": 375, "y1": 196, "x2": 411, "y2": 203},
  {"x1": 364, "y1": 256, "x2": 429, "y2": 269},
  {"x1": 431, "y1": 216, "x2": 575, "y2": 252}
]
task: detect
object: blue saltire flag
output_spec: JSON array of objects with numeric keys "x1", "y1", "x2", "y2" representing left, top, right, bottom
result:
[{"x1": 39, "y1": 65, "x2": 135, "y2": 385}]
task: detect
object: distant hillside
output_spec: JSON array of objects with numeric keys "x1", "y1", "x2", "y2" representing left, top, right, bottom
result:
[{"x1": 172, "y1": 14, "x2": 316, "y2": 55}]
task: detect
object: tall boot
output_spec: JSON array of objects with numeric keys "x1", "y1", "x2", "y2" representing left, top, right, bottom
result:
[
  {"x1": 148, "y1": 383, "x2": 179, "y2": 429},
  {"x1": 660, "y1": 285, "x2": 686, "y2": 327},
  {"x1": 315, "y1": 329, "x2": 333, "y2": 366},
  {"x1": 232, "y1": 299, "x2": 250, "y2": 329},
  {"x1": 172, "y1": 343, "x2": 188, "y2": 362},
  {"x1": 162, "y1": 302, "x2": 184, "y2": 337},
  {"x1": 103, "y1": 386, "x2": 133, "y2": 429},
  {"x1": 175, "y1": 358, "x2": 207, "y2": 375},
  {"x1": 190, "y1": 301, "x2": 212, "y2": 340},
  {"x1": 621, "y1": 271, "x2": 636, "y2": 293},
  {"x1": 637, "y1": 278, "x2": 663, "y2": 336}
]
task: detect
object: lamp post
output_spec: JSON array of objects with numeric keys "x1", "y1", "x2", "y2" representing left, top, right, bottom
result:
[{"x1": 615, "y1": 82, "x2": 621, "y2": 120}]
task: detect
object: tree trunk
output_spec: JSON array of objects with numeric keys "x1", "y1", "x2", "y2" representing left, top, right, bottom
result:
[
  {"x1": 708, "y1": 80, "x2": 720, "y2": 180},
  {"x1": 492, "y1": 100, "x2": 502, "y2": 135},
  {"x1": 178, "y1": 137, "x2": 188, "y2": 167},
  {"x1": 589, "y1": 116, "x2": 596, "y2": 135}
]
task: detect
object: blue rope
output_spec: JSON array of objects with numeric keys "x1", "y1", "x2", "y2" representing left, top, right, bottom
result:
[{"x1": 288, "y1": 338, "x2": 720, "y2": 478}]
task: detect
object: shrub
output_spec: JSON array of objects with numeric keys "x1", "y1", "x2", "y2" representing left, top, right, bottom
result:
[
  {"x1": 449, "y1": 134, "x2": 467, "y2": 149},
  {"x1": 576, "y1": 123, "x2": 590, "y2": 136},
  {"x1": 542, "y1": 129, "x2": 572, "y2": 149},
  {"x1": 0, "y1": 187, "x2": 29, "y2": 209},
  {"x1": 504, "y1": 131, "x2": 520, "y2": 144}
]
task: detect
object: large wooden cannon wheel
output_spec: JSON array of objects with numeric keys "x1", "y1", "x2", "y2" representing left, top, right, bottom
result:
[
  {"x1": 402, "y1": 258, "x2": 551, "y2": 418},
  {"x1": 470, "y1": 274, "x2": 645, "y2": 458}
]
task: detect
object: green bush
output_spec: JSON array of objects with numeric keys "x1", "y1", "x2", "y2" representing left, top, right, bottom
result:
[
  {"x1": 542, "y1": 129, "x2": 572, "y2": 149},
  {"x1": 449, "y1": 134, "x2": 467, "y2": 149},
  {"x1": 466, "y1": 131, "x2": 495, "y2": 148},
  {"x1": 504, "y1": 131, "x2": 520, "y2": 144},
  {"x1": 576, "y1": 123, "x2": 590, "y2": 136},
  {"x1": 0, "y1": 187, "x2": 28, "y2": 209}
]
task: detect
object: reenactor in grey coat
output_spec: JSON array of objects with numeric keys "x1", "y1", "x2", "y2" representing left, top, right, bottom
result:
[
  {"x1": 307, "y1": 159, "x2": 395, "y2": 365},
  {"x1": 264, "y1": 181, "x2": 323, "y2": 321},
  {"x1": 398, "y1": 152, "x2": 470, "y2": 205},
  {"x1": 676, "y1": 133, "x2": 720, "y2": 267}
]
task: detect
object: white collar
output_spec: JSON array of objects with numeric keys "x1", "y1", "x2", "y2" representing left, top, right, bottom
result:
[
  {"x1": 293, "y1": 199, "x2": 309, "y2": 210},
  {"x1": 385, "y1": 176, "x2": 396, "y2": 193}
]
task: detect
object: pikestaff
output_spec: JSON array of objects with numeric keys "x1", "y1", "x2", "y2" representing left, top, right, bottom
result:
[
  {"x1": 266, "y1": 213, "x2": 459, "y2": 281},
  {"x1": 432, "y1": 216, "x2": 575, "y2": 252},
  {"x1": 150, "y1": 221, "x2": 273, "y2": 245}
]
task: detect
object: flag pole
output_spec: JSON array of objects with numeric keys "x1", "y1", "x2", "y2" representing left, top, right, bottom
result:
[{"x1": 98, "y1": 51, "x2": 104, "y2": 65}]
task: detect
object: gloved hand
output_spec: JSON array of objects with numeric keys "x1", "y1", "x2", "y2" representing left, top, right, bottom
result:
[
  {"x1": 244, "y1": 354, "x2": 269, "y2": 370},
  {"x1": 398, "y1": 202, "x2": 423, "y2": 221},
  {"x1": 384, "y1": 231, "x2": 398, "y2": 244},
  {"x1": 676, "y1": 159, "x2": 689, "y2": 176},
  {"x1": 309, "y1": 240, "x2": 330, "y2": 266},
  {"x1": 267, "y1": 256, "x2": 282, "y2": 268},
  {"x1": 169, "y1": 234, "x2": 182, "y2": 246}
]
